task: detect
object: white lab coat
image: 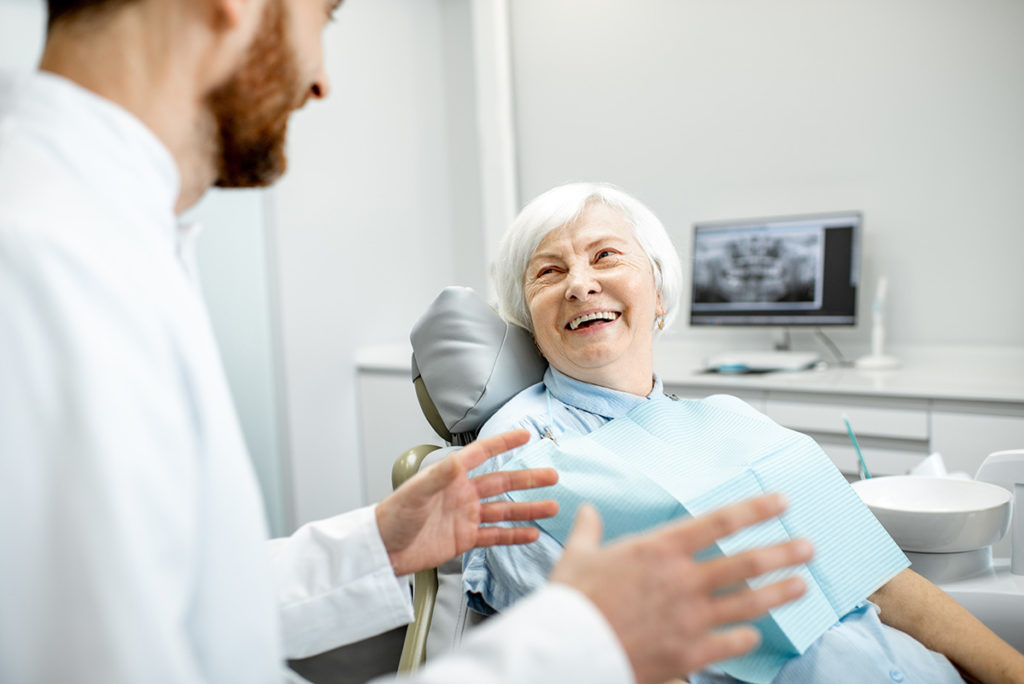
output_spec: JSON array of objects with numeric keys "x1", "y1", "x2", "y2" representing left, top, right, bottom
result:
[{"x1": 0, "y1": 70, "x2": 632, "y2": 683}]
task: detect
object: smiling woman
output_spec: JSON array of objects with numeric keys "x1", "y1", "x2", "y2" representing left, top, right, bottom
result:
[
  {"x1": 460, "y1": 182, "x2": 1021, "y2": 684},
  {"x1": 463, "y1": 182, "x2": 691, "y2": 613},
  {"x1": 523, "y1": 202, "x2": 666, "y2": 396},
  {"x1": 492, "y1": 182, "x2": 683, "y2": 397}
]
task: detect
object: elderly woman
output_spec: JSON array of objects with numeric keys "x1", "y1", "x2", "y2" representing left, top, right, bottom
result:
[{"x1": 462, "y1": 182, "x2": 1023, "y2": 684}]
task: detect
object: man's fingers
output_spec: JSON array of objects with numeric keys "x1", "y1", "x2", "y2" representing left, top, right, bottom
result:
[
  {"x1": 411, "y1": 456, "x2": 460, "y2": 497},
  {"x1": 707, "y1": 576, "x2": 807, "y2": 627},
  {"x1": 475, "y1": 525, "x2": 542, "y2": 547},
  {"x1": 480, "y1": 499, "x2": 558, "y2": 523},
  {"x1": 472, "y1": 467, "x2": 558, "y2": 499},
  {"x1": 563, "y1": 504, "x2": 603, "y2": 553},
  {"x1": 456, "y1": 429, "x2": 532, "y2": 472},
  {"x1": 686, "y1": 627, "x2": 762, "y2": 672},
  {"x1": 661, "y1": 494, "x2": 788, "y2": 554},
  {"x1": 408, "y1": 430, "x2": 536, "y2": 498},
  {"x1": 695, "y1": 540, "x2": 813, "y2": 593}
]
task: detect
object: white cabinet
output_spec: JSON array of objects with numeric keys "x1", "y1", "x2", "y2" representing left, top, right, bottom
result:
[
  {"x1": 661, "y1": 385, "x2": 1024, "y2": 480},
  {"x1": 765, "y1": 396, "x2": 929, "y2": 441},
  {"x1": 765, "y1": 393, "x2": 931, "y2": 477},
  {"x1": 357, "y1": 370, "x2": 439, "y2": 505},
  {"x1": 931, "y1": 410, "x2": 1024, "y2": 476},
  {"x1": 359, "y1": 344, "x2": 1024, "y2": 505}
]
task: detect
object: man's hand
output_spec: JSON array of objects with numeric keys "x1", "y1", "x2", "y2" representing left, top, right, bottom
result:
[
  {"x1": 550, "y1": 495, "x2": 813, "y2": 684},
  {"x1": 375, "y1": 429, "x2": 558, "y2": 576}
]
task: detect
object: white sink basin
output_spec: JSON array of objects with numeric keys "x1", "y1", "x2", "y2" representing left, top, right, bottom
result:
[{"x1": 851, "y1": 476, "x2": 1012, "y2": 553}]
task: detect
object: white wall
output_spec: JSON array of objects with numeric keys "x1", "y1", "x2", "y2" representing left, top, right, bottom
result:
[
  {"x1": 0, "y1": 0, "x2": 43, "y2": 68},
  {"x1": 272, "y1": 0, "x2": 473, "y2": 524},
  {"x1": 508, "y1": 0, "x2": 1024, "y2": 353},
  {"x1": 183, "y1": 190, "x2": 288, "y2": 536}
]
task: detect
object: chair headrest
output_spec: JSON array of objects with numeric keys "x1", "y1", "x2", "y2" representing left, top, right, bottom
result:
[{"x1": 410, "y1": 286, "x2": 547, "y2": 440}]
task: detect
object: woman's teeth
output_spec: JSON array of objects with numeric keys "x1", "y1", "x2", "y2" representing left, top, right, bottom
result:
[{"x1": 568, "y1": 311, "x2": 619, "y2": 330}]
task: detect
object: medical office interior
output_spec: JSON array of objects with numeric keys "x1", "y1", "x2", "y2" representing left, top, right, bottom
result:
[{"x1": 3, "y1": 0, "x2": 1023, "y2": 677}]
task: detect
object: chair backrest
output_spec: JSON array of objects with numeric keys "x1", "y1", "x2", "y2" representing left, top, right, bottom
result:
[
  {"x1": 410, "y1": 286, "x2": 546, "y2": 444},
  {"x1": 401, "y1": 286, "x2": 546, "y2": 664}
]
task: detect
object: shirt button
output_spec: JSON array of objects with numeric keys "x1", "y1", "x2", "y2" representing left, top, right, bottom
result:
[{"x1": 889, "y1": 669, "x2": 904, "y2": 683}]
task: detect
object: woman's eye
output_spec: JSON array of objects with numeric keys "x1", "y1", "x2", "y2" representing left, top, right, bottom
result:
[{"x1": 596, "y1": 250, "x2": 617, "y2": 260}]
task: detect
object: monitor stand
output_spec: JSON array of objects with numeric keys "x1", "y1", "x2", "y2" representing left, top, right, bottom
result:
[
  {"x1": 705, "y1": 328, "x2": 821, "y2": 373},
  {"x1": 774, "y1": 328, "x2": 793, "y2": 352}
]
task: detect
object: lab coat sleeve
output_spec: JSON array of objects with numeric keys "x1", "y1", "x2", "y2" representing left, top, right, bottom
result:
[
  {"x1": 371, "y1": 583, "x2": 635, "y2": 684},
  {"x1": 267, "y1": 506, "x2": 415, "y2": 658}
]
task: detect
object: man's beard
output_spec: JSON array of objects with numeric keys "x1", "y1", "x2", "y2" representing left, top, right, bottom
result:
[{"x1": 206, "y1": 0, "x2": 302, "y2": 188}]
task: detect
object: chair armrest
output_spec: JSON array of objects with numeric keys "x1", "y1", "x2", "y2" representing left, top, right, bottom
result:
[
  {"x1": 398, "y1": 567, "x2": 439, "y2": 673},
  {"x1": 392, "y1": 443, "x2": 445, "y2": 673},
  {"x1": 392, "y1": 444, "x2": 442, "y2": 490}
]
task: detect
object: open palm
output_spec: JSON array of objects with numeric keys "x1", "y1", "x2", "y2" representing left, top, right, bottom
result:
[{"x1": 374, "y1": 430, "x2": 558, "y2": 576}]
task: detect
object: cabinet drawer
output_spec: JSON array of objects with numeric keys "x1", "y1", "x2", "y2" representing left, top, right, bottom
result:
[
  {"x1": 931, "y1": 411, "x2": 1024, "y2": 476},
  {"x1": 766, "y1": 398, "x2": 929, "y2": 440},
  {"x1": 817, "y1": 438, "x2": 929, "y2": 477}
]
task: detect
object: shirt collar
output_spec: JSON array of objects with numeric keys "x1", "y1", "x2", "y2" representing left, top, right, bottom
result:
[
  {"x1": 176, "y1": 221, "x2": 205, "y2": 283},
  {"x1": 544, "y1": 366, "x2": 665, "y2": 420}
]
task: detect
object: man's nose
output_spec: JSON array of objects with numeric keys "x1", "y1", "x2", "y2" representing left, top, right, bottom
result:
[{"x1": 310, "y1": 67, "x2": 331, "y2": 100}]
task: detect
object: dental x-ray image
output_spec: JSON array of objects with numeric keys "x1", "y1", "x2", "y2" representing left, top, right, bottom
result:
[{"x1": 692, "y1": 226, "x2": 824, "y2": 310}]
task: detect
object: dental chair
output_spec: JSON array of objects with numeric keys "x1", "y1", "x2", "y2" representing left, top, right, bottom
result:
[{"x1": 392, "y1": 286, "x2": 546, "y2": 672}]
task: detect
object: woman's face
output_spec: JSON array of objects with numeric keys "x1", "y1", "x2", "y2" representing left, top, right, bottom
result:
[{"x1": 524, "y1": 203, "x2": 664, "y2": 395}]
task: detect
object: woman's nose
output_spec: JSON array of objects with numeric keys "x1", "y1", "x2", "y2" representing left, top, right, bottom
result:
[{"x1": 565, "y1": 268, "x2": 600, "y2": 300}]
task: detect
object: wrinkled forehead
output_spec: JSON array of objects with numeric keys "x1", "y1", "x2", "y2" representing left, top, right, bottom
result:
[{"x1": 528, "y1": 201, "x2": 638, "y2": 262}]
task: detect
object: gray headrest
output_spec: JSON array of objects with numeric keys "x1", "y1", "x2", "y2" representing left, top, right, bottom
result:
[{"x1": 410, "y1": 286, "x2": 547, "y2": 436}]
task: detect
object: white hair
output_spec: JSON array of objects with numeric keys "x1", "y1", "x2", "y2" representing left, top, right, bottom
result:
[{"x1": 492, "y1": 182, "x2": 683, "y2": 334}]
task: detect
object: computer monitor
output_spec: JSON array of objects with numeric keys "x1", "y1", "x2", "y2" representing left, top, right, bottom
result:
[{"x1": 689, "y1": 212, "x2": 861, "y2": 327}]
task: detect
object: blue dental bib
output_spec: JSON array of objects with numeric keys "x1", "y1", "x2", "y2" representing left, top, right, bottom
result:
[{"x1": 503, "y1": 395, "x2": 908, "y2": 683}]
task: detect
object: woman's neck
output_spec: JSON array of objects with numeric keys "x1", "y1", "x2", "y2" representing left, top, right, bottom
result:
[{"x1": 554, "y1": 364, "x2": 655, "y2": 398}]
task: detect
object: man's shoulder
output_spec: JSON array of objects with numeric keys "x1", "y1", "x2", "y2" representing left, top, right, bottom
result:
[{"x1": 1, "y1": 131, "x2": 101, "y2": 237}]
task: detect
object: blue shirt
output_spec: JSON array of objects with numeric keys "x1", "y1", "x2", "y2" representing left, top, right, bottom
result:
[{"x1": 463, "y1": 367, "x2": 963, "y2": 684}]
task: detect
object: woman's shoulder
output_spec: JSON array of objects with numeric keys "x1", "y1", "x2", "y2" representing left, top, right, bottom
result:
[
  {"x1": 697, "y1": 393, "x2": 772, "y2": 421},
  {"x1": 476, "y1": 380, "x2": 549, "y2": 441}
]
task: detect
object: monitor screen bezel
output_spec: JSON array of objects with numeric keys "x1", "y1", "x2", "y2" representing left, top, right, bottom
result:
[{"x1": 688, "y1": 211, "x2": 862, "y2": 328}]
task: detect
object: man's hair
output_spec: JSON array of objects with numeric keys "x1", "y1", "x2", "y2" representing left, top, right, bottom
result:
[{"x1": 46, "y1": 0, "x2": 138, "y2": 31}]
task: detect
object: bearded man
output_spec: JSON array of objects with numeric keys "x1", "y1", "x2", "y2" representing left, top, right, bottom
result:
[{"x1": 0, "y1": 1, "x2": 811, "y2": 682}]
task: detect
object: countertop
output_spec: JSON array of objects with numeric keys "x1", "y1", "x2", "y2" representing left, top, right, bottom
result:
[{"x1": 357, "y1": 342, "x2": 1024, "y2": 405}]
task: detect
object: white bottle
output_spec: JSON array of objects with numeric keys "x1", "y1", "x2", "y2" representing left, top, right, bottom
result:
[{"x1": 856, "y1": 275, "x2": 901, "y2": 370}]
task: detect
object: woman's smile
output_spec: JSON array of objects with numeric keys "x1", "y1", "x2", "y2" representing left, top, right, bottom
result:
[
  {"x1": 524, "y1": 202, "x2": 664, "y2": 395},
  {"x1": 566, "y1": 310, "x2": 621, "y2": 331}
]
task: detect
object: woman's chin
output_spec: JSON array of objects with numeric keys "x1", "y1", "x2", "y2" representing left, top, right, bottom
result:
[{"x1": 557, "y1": 353, "x2": 623, "y2": 378}]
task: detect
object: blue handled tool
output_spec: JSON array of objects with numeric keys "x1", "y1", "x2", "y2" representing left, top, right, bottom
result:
[{"x1": 843, "y1": 414, "x2": 871, "y2": 479}]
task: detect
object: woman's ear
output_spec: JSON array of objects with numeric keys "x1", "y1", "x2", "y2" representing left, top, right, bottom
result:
[{"x1": 530, "y1": 333, "x2": 550, "y2": 361}]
